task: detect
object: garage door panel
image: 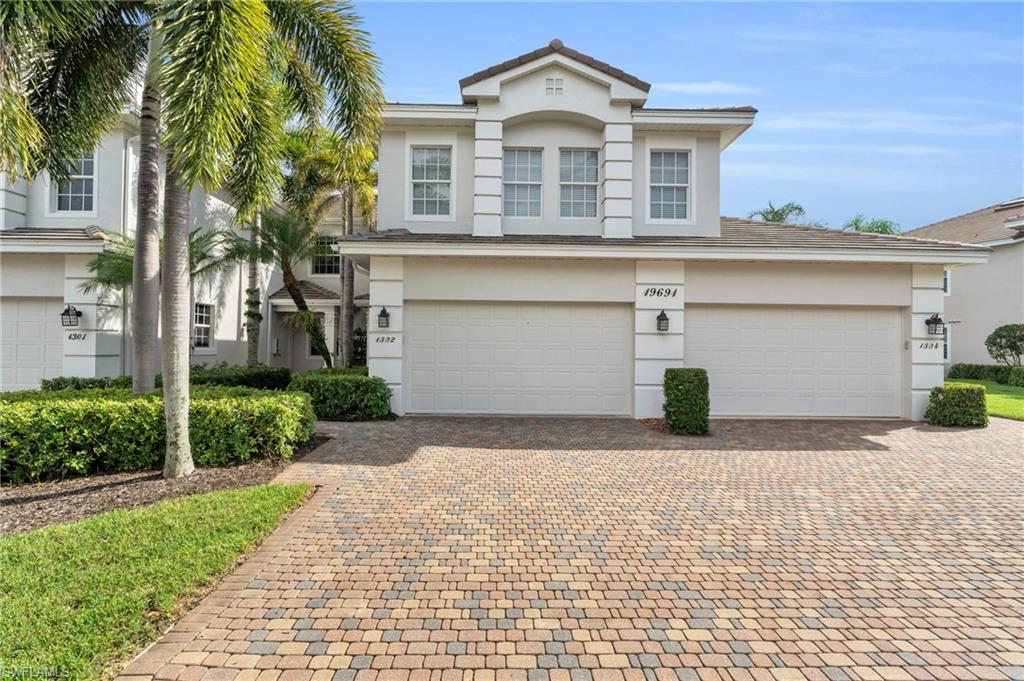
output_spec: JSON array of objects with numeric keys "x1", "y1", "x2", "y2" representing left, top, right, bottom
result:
[
  {"x1": 406, "y1": 302, "x2": 632, "y2": 415},
  {"x1": 687, "y1": 305, "x2": 901, "y2": 417},
  {"x1": 1, "y1": 297, "x2": 64, "y2": 390}
]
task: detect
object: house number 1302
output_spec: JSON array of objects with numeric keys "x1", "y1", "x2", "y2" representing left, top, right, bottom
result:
[
  {"x1": 375, "y1": 336, "x2": 396, "y2": 344},
  {"x1": 643, "y1": 287, "x2": 679, "y2": 298}
]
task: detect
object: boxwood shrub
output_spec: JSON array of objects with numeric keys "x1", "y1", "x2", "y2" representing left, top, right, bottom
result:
[
  {"x1": 663, "y1": 368, "x2": 710, "y2": 435},
  {"x1": 40, "y1": 375, "x2": 132, "y2": 390},
  {"x1": 924, "y1": 383, "x2": 988, "y2": 428},
  {"x1": 947, "y1": 363, "x2": 1012, "y2": 384},
  {"x1": 38, "y1": 364, "x2": 292, "y2": 392},
  {"x1": 1008, "y1": 366, "x2": 1024, "y2": 387},
  {"x1": 288, "y1": 371, "x2": 391, "y2": 420},
  {"x1": 0, "y1": 388, "x2": 314, "y2": 484}
]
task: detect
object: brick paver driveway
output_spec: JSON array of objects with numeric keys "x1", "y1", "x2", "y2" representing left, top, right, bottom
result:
[{"x1": 121, "y1": 417, "x2": 1024, "y2": 681}]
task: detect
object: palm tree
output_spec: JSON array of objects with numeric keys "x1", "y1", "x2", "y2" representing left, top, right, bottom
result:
[
  {"x1": 748, "y1": 201, "x2": 806, "y2": 223},
  {"x1": 843, "y1": 214, "x2": 901, "y2": 235},
  {"x1": 228, "y1": 211, "x2": 334, "y2": 367}
]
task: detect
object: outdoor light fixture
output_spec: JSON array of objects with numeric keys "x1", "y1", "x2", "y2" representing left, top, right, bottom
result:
[
  {"x1": 60, "y1": 305, "x2": 82, "y2": 328},
  {"x1": 377, "y1": 307, "x2": 391, "y2": 329},
  {"x1": 656, "y1": 310, "x2": 670, "y2": 332},
  {"x1": 926, "y1": 313, "x2": 945, "y2": 335}
]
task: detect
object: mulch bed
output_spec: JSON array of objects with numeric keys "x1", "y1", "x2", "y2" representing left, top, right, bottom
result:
[{"x1": 0, "y1": 434, "x2": 331, "y2": 536}]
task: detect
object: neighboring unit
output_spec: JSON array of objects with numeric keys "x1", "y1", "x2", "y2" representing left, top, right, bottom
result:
[
  {"x1": 340, "y1": 39, "x2": 989, "y2": 420},
  {"x1": 905, "y1": 198, "x2": 1024, "y2": 366}
]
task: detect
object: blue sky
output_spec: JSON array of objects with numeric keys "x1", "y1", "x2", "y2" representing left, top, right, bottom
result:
[{"x1": 358, "y1": 2, "x2": 1022, "y2": 230}]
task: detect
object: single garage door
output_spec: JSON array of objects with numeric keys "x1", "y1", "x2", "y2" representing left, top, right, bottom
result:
[
  {"x1": 405, "y1": 302, "x2": 632, "y2": 415},
  {"x1": 686, "y1": 306, "x2": 902, "y2": 417},
  {"x1": 0, "y1": 297, "x2": 65, "y2": 390}
]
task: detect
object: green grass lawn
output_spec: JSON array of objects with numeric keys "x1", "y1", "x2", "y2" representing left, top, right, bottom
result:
[
  {"x1": 948, "y1": 380, "x2": 1024, "y2": 421},
  {"x1": 0, "y1": 483, "x2": 309, "y2": 680}
]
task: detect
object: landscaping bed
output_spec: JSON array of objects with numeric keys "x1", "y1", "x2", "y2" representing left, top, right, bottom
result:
[{"x1": 0, "y1": 483, "x2": 309, "y2": 680}]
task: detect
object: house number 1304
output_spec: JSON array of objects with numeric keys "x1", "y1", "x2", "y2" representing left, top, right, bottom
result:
[
  {"x1": 375, "y1": 336, "x2": 396, "y2": 344},
  {"x1": 643, "y1": 287, "x2": 678, "y2": 298}
]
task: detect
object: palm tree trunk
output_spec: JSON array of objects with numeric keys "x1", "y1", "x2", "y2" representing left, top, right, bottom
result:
[
  {"x1": 131, "y1": 29, "x2": 163, "y2": 393},
  {"x1": 245, "y1": 213, "x2": 262, "y2": 366},
  {"x1": 340, "y1": 188, "x2": 354, "y2": 367},
  {"x1": 282, "y1": 267, "x2": 332, "y2": 368},
  {"x1": 161, "y1": 157, "x2": 194, "y2": 478}
]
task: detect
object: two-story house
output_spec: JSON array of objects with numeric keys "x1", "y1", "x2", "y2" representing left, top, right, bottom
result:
[
  {"x1": 341, "y1": 40, "x2": 989, "y2": 420},
  {"x1": 0, "y1": 105, "x2": 367, "y2": 389}
]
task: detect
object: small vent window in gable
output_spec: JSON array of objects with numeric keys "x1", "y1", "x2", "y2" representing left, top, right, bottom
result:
[{"x1": 545, "y1": 78, "x2": 563, "y2": 96}]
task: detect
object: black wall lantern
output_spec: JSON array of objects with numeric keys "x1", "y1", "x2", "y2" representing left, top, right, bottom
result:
[
  {"x1": 925, "y1": 313, "x2": 945, "y2": 335},
  {"x1": 656, "y1": 310, "x2": 670, "y2": 332},
  {"x1": 377, "y1": 307, "x2": 391, "y2": 329},
  {"x1": 60, "y1": 304, "x2": 82, "y2": 327}
]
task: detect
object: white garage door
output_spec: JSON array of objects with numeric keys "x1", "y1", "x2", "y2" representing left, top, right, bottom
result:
[
  {"x1": 0, "y1": 298, "x2": 65, "y2": 390},
  {"x1": 405, "y1": 302, "x2": 632, "y2": 415},
  {"x1": 686, "y1": 306, "x2": 902, "y2": 417}
]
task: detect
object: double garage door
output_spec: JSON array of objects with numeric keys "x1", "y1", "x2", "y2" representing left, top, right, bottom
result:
[
  {"x1": 1, "y1": 298, "x2": 65, "y2": 390},
  {"x1": 404, "y1": 302, "x2": 902, "y2": 418}
]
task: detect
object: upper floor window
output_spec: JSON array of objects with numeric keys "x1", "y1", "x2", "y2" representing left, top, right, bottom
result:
[
  {"x1": 503, "y1": 149, "x2": 542, "y2": 217},
  {"x1": 192, "y1": 303, "x2": 213, "y2": 350},
  {"x1": 54, "y1": 151, "x2": 95, "y2": 212},
  {"x1": 649, "y1": 151, "x2": 689, "y2": 220},
  {"x1": 545, "y1": 78, "x2": 563, "y2": 95},
  {"x1": 559, "y1": 150, "x2": 598, "y2": 218},
  {"x1": 311, "y1": 235, "x2": 340, "y2": 275},
  {"x1": 411, "y1": 146, "x2": 451, "y2": 216}
]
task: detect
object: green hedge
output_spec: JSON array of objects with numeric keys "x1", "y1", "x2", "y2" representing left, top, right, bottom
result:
[
  {"x1": 300, "y1": 366, "x2": 369, "y2": 376},
  {"x1": 947, "y1": 363, "x2": 1012, "y2": 384},
  {"x1": 287, "y1": 371, "x2": 391, "y2": 420},
  {"x1": 0, "y1": 388, "x2": 314, "y2": 484},
  {"x1": 38, "y1": 364, "x2": 293, "y2": 392},
  {"x1": 924, "y1": 383, "x2": 988, "y2": 428},
  {"x1": 1008, "y1": 366, "x2": 1024, "y2": 387},
  {"x1": 663, "y1": 368, "x2": 710, "y2": 435},
  {"x1": 40, "y1": 375, "x2": 132, "y2": 390}
]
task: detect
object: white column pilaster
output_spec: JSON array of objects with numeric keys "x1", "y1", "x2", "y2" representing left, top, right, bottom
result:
[
  {"x1": 62, "y1": 254, "x2": 124, "y2": 378},
  {"x1": 367, "y1": 256, "x2": 404, "y2": 414},
  {"x1": 633, "y1": 260, "x2": 685, "y2": 417},
  {"x1": 910, "y1": 265, "x2": 946, "y2": 420},
  {"x1": 473, "y1": 120, "x2": 503, "y2": 237},
  {"x1": 602, "y1": 123, "x2": 633, "y2": 238}
]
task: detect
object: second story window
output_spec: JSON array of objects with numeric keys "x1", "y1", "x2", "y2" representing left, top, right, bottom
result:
[
  {"x1": 55, "y1": 151, "x2": 95, "y2": 212},
  {"x1": 503, "y1": 149, "x2": 542, "y2": 217},
  {"x1": 311, "y1": 236, "x2": 340, "y2": 275},
  {"x1": 650, "y1": 151, "x2": 689, "y2": 220},
  {"x1": 559, "y1": 150, "x2": 598, "y2": 218},
  {"x1": 411, "y1": 146, "x2": 451, "y2": 217}
]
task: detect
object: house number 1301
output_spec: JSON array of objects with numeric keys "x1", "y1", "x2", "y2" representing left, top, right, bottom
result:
[
  {"x1": 375, "y1": 336, "x2": 396, "y2": 344},
  {"x1": 643, "y1": 287, "x2": 679, "y2": 298}
]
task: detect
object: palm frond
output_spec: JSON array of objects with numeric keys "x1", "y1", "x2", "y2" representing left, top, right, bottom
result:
[
  {"x1": 281, "y1": 40, "x2": 325, "y2": 130},
  {"x1": 81, "y1": 230, "x2": 135, "y2": 293},
  {"x1": 225, "y1": 75, "x2": 286, "y2": 222},
  {"x1": 257, "y1": 209, "x2": 319, "y2": 272},
  {"x1": 160, "y1": 0, "x2": 273, "y2": 191}
]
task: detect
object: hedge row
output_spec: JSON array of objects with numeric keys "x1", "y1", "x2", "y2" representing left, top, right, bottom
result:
[
  {"x1": 0, "y1": 388, "x2": 315, "y2": 484},
  {"x1": 40, "y1": 364, "x2": 294, "y2": 392},
  {"x1": 1009, "y1": 366, "x2": 1024, "y2": 387},
  {"x1": 947, "y1": 363, "x2": 1013, "y2": 385},
  {"x1": 924, "y1": 383, "x2": 988, "y2": 428},
  {"x1": 287, "y1": 372, "x2": 391, "y2": 420},
  {"x1": 663, "y1": 368, "x2": 710, "y2": 435}
]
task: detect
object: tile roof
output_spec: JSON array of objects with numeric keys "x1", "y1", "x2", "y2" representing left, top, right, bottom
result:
[
  {"x1": 340, "y1": 217, "x2": 988, "y2": 252},
  {"x1": 459, "y1": 39, "x2": 651, "y2": 93},
  {"x1": 0, "y1": 226, "x2": 108, "y2": 241},
  {"x1": 904, "y1": 198, "x2": 1024, "y2": 244},
  {"x1": 269, "y1": 280, "x2": 339, "y2": 301}
]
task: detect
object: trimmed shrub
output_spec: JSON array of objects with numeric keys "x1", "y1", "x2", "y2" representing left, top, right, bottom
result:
[
  {"x1": 0, "y1": 388, "x2": 314, "y2": 484},
  {"x1": 1008, "y1": 366, "x2": 1024, "y2": 387},
  {"x1": 984, "y1": 323, "x2": 1024, "y2": 366},
  {"x1": 947, "y1": 363, "x2": 1012, "y2": 384},
  {"x1": 288, "y1": 371, "x2": 391, "y2": 420},
  {"x1": 301, "y1": 366, "x2": 369, "y2": 376},
  {"x1": 663, "y1": 368, "x2": 710, "y2": 435},
  {"x1": 40, "y1": 375, "x2": 132, "y2": 391},
  {"x1": 924, "y1": 383, "x2": 988, "y2": 428}
]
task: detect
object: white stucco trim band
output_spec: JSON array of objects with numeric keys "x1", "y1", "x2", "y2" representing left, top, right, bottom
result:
[{"x1": 0, "y1": 240, "x2": 107, "y2": 254}]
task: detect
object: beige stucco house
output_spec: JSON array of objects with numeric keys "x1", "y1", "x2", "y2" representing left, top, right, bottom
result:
[
  {"x1": 0, "y1": 108, "x2": 367, "y2": 390},
  {"x1": 905, "y1": 198, "x2": 1024, "y2": 366},
  {"x1": 341, "y1": 40, "x2": 989, "y2": 420}
]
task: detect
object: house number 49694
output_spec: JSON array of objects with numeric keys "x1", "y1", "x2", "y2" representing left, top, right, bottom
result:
[
  {"x1": 643, "y1": 287, "x2": 679, "y2": 298},
  {"x1": 375, "y1": 336, "x2": 396, "y2": 344}
]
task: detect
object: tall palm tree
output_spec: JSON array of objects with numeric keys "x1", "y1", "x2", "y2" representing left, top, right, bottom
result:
[
  {"x1": 228, "y1": 211, "x2": 334, "y2": 367},
  {"x1": 748, "y1": 201, "x2": 806, "y2": 223}
]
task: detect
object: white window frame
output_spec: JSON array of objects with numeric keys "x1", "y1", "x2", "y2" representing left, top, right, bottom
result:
[
  {"x1": 645, "y1": 145, "x2": 695, "y2": 226},
  {"x1": 310, "y1": 235, "x2": 340, "y2": 276},
  {"x1": 559, "y1": 148, "x2": 599, "y2": 219},
  {"x1": 943, "y1": 269, "x2": 951, "y2": 296},
  {"x1": 502, "y1": 148, "x2": 542, "y2": 218},
  {"x1": 192, "y1": 302, "x2": 215, "y2": 354},
  {"x1": 47, "y1": 149, "x2": 98, "y2": 217},
  {"x1": 405, "y1": 140, "x2": 455, "y2": 221},
  {"x1": 545, "y1": 77, "x2": 564, "y2": 95}
]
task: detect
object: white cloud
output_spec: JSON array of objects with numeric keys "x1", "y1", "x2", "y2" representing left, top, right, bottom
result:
[
  {"x1": 654, "y1": 81, "x2": 761, "y2": 95},
  {"x1": 760, "y1": 109, "x2": 1019, "y2": 136},
  {"x1": 730, "y1": 142, "x2": 948, "y2": 157}
]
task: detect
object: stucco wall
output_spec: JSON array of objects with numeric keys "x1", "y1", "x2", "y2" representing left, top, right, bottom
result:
[
  {"x1": 944, "y1": 242, "x2": 1024, "y2": 364},
  {"x1": 0, "y1": 253, "x2": 66, "y2": 297}
]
